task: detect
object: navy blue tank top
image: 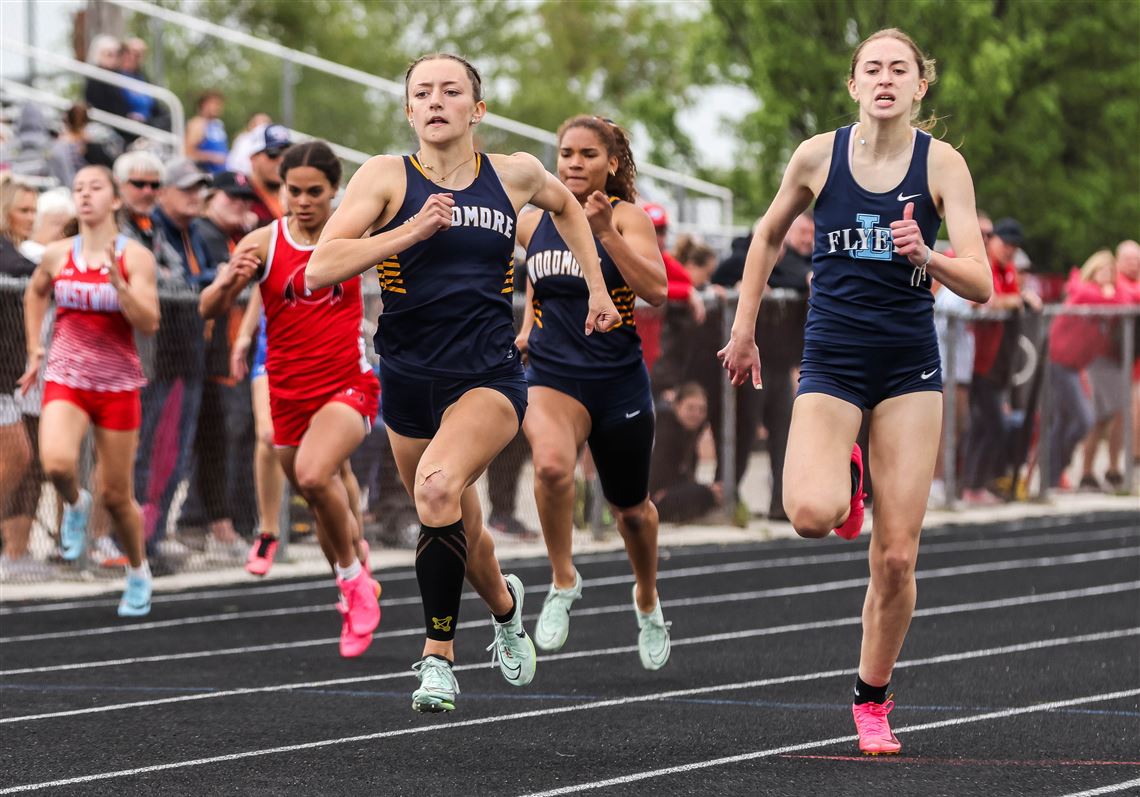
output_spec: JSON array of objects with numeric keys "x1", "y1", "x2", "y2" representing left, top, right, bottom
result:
[
  {"x1": 806, "y1": 124, "x2": 941, "y2": 347},
  {"x1": 374, "y1": 154, "x2": 519, "y2": 378},
  {"x1": 525, "y1": 201, "x2": 642, "y2": 378}
]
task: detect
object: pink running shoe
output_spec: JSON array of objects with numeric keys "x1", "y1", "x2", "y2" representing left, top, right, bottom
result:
[
  {"x1": 245, "y1": 533, "x2": 279, "y2": 576},
  {"x1": 833, "y1": 444, "x2": 865, "y2": 540},
  {"x1": 852, "y1": 698, "x2": 901, "y2": 755},
  {"x1": 337, "y1": 572, "x2": 381, "y2": 658}
]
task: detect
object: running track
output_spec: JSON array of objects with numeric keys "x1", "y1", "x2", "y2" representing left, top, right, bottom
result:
[{"x1": 1, "y1": 512, "x2": 1137, "y2": 796}]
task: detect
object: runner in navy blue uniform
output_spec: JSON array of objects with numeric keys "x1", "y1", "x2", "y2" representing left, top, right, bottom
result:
[
  {"x1": 719, "y1": 29, "x2": 992, "y2": 754},
  {"x1": 308, "y1": 54, "x2": 619, "y2": 713},
  {"x1": 514, "y1": 116, "x2": 671, "y2": 669}
]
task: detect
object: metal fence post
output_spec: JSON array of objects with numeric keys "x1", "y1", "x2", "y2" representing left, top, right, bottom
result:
[
  {"x1": 942, "y1": 312, "x2": 958, "y2": 509},
  {"x1": 276, "y1": 481, "x2": 291, "y2": 563},
  {"x1": 721, "y1": 290, "x2": 738, "y2": 515},
  {"x1": 1037, "y1": 306, "x2": 1053, "y2": 501},
  {"x1": 281, "y1": 60, "x2": 297, "y2": 129},
  {"x1": 1121, "y1": 313, "x2": 1136, "y2": 495},
  {"x1": 149, "y1": 16, "x2": 164, "y2": 86}
]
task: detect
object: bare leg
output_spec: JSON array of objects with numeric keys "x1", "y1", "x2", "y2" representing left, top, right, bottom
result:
[
  {"x1": 39, "y1": 400, "x2": 90, "y2": 506},
  {"x1": 859, "y1": 391, "x2": 941, "y2": 686},
  {"x1": 252, "y1": 377, "x2": 284, "y2": 536},
  {"x1": 614, "y1": 498, "x2": 661, "y2": 612},
  {"x1": 524, "y1": 387, "x2": 591, "y2": 589},
  {"x1": 93, "y1": 425, "x2": 146, "y2": 568},
  {"x1": 279, "y1": 403, "x2": 367, "y2": 570},
  {"x1": 782, "y1": 393, "x2": 864, "y2": 538}
]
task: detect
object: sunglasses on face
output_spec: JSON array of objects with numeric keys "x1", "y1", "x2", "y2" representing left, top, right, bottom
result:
[
  {"x1": 128, "y1": 179, "x2": 161, "y2": 190},
  {"x1": 264, "y1": 148, "x2": 285, "y2": 159}
]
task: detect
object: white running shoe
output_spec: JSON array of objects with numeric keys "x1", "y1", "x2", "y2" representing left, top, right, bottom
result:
[
  {"x1": 411, "y1": 655, "x2": 459, "y2": 713},
  {"x1": 487, "y1": 573, "x2": 536, "y2": 686},
  {"x1": 634, "y1": 584, "x2": 671, "y2": 671},
  {"x1": 534, "y1": 569, "x2": 583, "y2": 652}
]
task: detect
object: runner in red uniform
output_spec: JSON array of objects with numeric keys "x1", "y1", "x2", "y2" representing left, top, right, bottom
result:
[
  {"x1": 20, "y1": 165, "x2": 159, "y2": 617},
  {"x1": 200, "y1": 141, "x2": 382, "y2": 657}
]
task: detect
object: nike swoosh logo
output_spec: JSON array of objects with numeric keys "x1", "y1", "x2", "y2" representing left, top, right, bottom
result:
[
  {"x1": 921, "y1": 369, "x2": 938, "y2": 380},
  {"x1": 898, "y1": 192, "x2": 922, "y2": 202},
  {"x1": 625, "y1": 410, "x2": 641, "y2": 419},
  {"x1": 501, "y1": 659, "x2": 522, "y2": 680}
]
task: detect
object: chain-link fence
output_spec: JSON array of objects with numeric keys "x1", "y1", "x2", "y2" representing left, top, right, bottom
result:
[{"x1": 2, "y1": 275, "x2": 1137, "y2": 584}]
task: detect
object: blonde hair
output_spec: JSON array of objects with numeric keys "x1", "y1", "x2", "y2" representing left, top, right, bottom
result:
[
  {"x1": 1078, "y1": 250, "x2": 1115, "y2": 282},
  {"x1": 850, "y1": 28, "x2": 938, "y2": 131},
  {"x1": 0, "y1": 173, "x2": 38, "y2": 245}
]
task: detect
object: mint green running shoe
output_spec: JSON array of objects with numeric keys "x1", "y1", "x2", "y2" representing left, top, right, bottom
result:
[
  {"x1": 117, "y1": 569, "x2": 152, "y2": 618},
  {"x1": 634, "y1": 584, "x2": 671, "y2": 671},
  {"x1": 412, "y1": 655, "x2": 459, "y2": 713},
  {"x1": 487, "y1": 573, "x2": 536, "y2": 686},
  {"x1": 534, "y1": 570, "x2": 582, "y2": 652},
  {"x1": 60, "y1": 489, "x2": 92, "y2": 561}
]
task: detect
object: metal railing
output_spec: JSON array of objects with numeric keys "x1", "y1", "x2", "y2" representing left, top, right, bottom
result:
[
  {"x1": 105, "y1": 0, "x2": 735, "y2": 227},
  {"x1": 0, "y1": 36, "x2": 186, "y2": 154},
  {"x1": 0, "y1": 77, "x2": 180, "y2": 151}
]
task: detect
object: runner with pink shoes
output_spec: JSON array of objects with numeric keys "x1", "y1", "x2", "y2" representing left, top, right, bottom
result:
[{"x1": 719, "y1": 29, "x2": 993, "y2": 754}]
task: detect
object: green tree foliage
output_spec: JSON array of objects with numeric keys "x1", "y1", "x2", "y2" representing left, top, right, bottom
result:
[
  {"x1": 699, "y1": 0, "x2": 1140, "y2": 269},
  {"x1": 133, "y1": 0, "x2": 699, "y2": 175}
]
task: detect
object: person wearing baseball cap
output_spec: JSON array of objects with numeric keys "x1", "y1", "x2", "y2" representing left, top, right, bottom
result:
[{"x1": 246, "y1": 123, "x2": 292, "y2": 227}]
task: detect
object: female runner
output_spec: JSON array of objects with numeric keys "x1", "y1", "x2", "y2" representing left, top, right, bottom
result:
[
  {"x1": 718, "y1": 29, "x2": 991, "y2": 754},
  {"x1": 200, "y1": 141, "x2": 381, "y2": 658},
  {"x1": 308, "y1": 53, "x2": 619, "y2": 713},
  {"x1": 20, "y1": 165, "x2": 159, "y2": 616},
  {"x1": 515, "y1": 115, "x2": 671, "y2": 669}
]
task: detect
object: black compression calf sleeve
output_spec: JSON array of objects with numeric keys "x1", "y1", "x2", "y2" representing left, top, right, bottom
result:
[{"x1": 416, "y1": 520, "x2": 468, "y2": 641}]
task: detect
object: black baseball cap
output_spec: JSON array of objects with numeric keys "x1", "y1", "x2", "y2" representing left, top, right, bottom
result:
[
  {"x1": 993, "y1": 218, "x2": 1025, "y2": 248},
  {"x1": 211, "y1": 171, "x2": 256, "y2": 199}
]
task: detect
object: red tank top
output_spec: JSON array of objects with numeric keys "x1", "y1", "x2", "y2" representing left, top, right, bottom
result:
[
  {"x1": 44, "y1": 235, "x2": 145, "y2": 392},
  {"x1": 259, "y1": 219, "x2": 369, "y2": 400}
]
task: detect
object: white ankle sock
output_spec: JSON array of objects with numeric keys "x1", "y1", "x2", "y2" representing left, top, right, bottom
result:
[
  {"x1": 129, "y1": 561, "x2": 151, "y2": 579},
  {"x1": 336, "y1": 561, "x2": 362, "y2": 581}
]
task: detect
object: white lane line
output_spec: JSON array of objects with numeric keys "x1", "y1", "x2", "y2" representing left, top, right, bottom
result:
[
  {"x1": 2, "y1": 586, "x2": 1135, "y2": 723},
  {"x1": 1057, "y1": 778, "x2": 1140, "y2": 797},
  {"x1": 3, "y1": 524, "x2": 1133, "y2": 616},
  {"x1": 3, "y1": 545, "x2": 1134, "y2": 644},
  {"x1": 1, "y1": 631, "x2": 1135, "y2": 794},
  {"x1": 519, "y1": 687, "x2": 1140, "y2": 797},
  {"x1": 5, "y1": 579, "x2": 1136, "y2": 676}
]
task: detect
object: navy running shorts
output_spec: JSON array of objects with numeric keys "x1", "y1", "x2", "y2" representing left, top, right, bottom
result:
[
  {"x1": 797, "y1": 338, "x2": 942, "y2": 410},
  {"x1": 379, "y1": 359, "x2": 527, "y2": 440}
]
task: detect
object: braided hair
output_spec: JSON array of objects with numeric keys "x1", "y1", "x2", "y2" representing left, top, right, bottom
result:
[
  {"x1": 556, "y1": 115, "x2": 637, "y2": 203},
  {"x1": 279, "y1": 140, "x2": 342, "y2": 189}
]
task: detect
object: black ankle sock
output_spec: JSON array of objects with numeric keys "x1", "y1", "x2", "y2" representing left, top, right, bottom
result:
[
  {"x1": 853, "y1": 675, "x2": 889, "y2": 705},
  {"x1": 850, "y1": 460, "x2": 861, "y2": 498},
  {"x1": 424, "y1": 653, "x2": 452, "y2": 667},
  {"x1": 492, "y1": 578, "x2": 518, "y2": 624},
  {"x1": 415, "y1": 520, "x2": 467, "y2": 641}
]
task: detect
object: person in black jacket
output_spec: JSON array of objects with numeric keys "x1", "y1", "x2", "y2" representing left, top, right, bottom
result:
[{"x1": 649, "y1": 383, "x2": 719, "y2": 523}]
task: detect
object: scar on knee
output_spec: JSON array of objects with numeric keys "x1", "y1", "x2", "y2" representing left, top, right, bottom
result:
[{"x1": 417, "y1": 465, "x2": 444, "y2": 487}]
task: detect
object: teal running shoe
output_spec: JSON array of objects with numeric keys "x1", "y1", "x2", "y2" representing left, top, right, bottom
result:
[
  {"x1": 487, "y1": 573, "x2": 536, "y2": 686},
  {"x1": 412, "y1": 655, "x2": 459, "y2": 713},
  {"x1": 117, "y1": 569, "x2": 152, "y2": 617},
  {"x1": 534, "y1": 570, "x2": 582, "y2": 652},
  {"x1": 60, "y1": 489, "x2": 92, "y2": 561},
  {"x1": 634, "y1": 584, "x2": 671, "y2": 671}
]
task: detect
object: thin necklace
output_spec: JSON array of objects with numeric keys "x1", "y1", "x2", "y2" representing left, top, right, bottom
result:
[
  {"x1": 417, "y1": 151, "x2": 475, "y2": 184},
  {"x1": 855, "y1": 125, "x2": 913, "y2": 159}
]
